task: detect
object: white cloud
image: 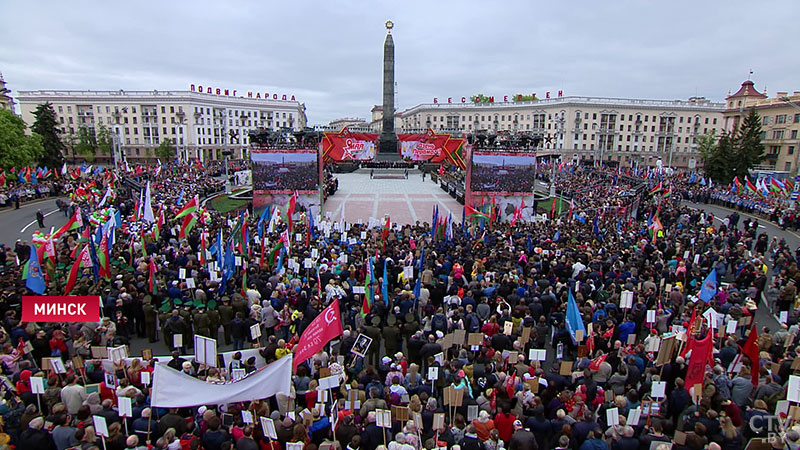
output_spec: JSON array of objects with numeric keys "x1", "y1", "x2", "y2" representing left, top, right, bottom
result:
[{"x1": 1, "y1": 0, "x2": 797, "y2": 124}]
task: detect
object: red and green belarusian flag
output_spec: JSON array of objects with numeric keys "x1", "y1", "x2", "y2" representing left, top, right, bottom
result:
[
  {"x1": 64, "y1": 246, "x2": 92, "y2": 295},
  {"x1": 648, "y1": 182, "x2": 662, "y2": 196},
  {"x1": 745, "y1": 177, "x2": 758, "y2": 194},
  {"x1": 464, "y1": 205, "x2": 490, "y2": 222},
  {"x1": 175, "y1": 195, "x2": 198, "y2": 219},
  {"x1": 52, "y1": 207, "x2": 83, "y2": 239},
  {"x1": 179, "y1": 213, "x2": 197, "y2": 238},
  {"x1": 148, "y1": 259, "x2": 157, "y2": 294}
]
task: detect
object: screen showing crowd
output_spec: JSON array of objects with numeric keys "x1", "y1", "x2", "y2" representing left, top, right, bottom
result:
[
  {"x1": 251, "y1": 150, "x2": 319, "y2": 194},
  {"x1": 469, "y1": 152, "x2": 537, "y2": 195}
]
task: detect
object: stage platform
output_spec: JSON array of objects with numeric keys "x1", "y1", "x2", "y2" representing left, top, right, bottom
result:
[{"x1": 322, "y1": 169, "x2": 462, "y2": 224}]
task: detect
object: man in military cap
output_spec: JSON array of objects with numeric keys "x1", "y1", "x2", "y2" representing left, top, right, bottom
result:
[
  {"x1": 363, "y1": 316, "x2": 382, "y2": 367},
  {"x1": 207, "y1": 304, "x2": 221, "y2": 342},
  {"x1": 231, "y1": 294, "x2": 249, "y2": 318},
  {"x1": 179, "y1": 305, "x2": 194, "y2": 349},
  {"x1": 142, "y1": 296, "x2": 157, "y2": 343},
  {"x1": 218, "y1": 297, "x2": 234, "y2": 345},
  {"x1": 158, "y1": 304, "x2": 172, "y2": 349},
  {"x1": 162, "y1": 310, "x2": 187, "y2": 352},
  {"x1": 193, "y1": 305, "x2": 211, "y2": 339},
  {"x1": 403, "y1": 313, "x2": 420, "y2": 359},
  {"x1": 383, "y1": 313, "x2": 401, "y2": 358}
]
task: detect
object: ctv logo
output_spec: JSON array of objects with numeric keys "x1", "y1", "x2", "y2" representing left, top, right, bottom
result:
[{"x1": 22, "y1": 296, "x2": 101, "y2": 322}]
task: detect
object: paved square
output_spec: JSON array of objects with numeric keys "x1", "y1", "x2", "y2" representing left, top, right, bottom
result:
[{"x1": 322, "y1": 169, "x2": 463, "y2": 224}]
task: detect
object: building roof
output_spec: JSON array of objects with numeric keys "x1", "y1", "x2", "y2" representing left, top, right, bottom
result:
[{"x1": 727, "y1": 80, "x2": 766, "y2": 100}]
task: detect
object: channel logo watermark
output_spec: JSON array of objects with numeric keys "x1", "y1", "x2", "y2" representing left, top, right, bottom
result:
[
  {"x1": 749, "y1": 414, "x2": 790, "y2": 441},
  {"x1": 22, "y1": 296, "x2": 101, "y2": 322}
]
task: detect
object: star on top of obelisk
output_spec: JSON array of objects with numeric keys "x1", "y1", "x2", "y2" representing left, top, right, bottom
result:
[{"x1": 385, "y1": 20, "x2": 394, "y2": 34}]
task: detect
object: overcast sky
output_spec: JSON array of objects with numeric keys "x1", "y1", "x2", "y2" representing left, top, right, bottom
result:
[{"x1": 1, "y1": 0, "x2": 797, "y2": 125}]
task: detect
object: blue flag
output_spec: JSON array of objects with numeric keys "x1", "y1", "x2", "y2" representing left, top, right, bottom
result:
[
  {"x1": 25, "y1": 246, "x2": 46, "y2": 294},
  {"x1": 176, "y1": 188, "x2": 185, "y2": 206},
  {"x1": 381, "y1": 259, "x2": 389, "y2": 306},
  {"x1": 89, "y1": 235, "x2": 100, "y2": 282},
  {"x1": 689, "y1": 172, "x2": 696, "y2": 183},
  {"x1": 565, "y1": 289, "x2": 585, "y2": 344},
  {"x1": 257, "y1": 206, "x2": 270, "y2": 240},
  {"x1": 698, "y1": 268, "x2": 718, "y2": 303},
  {"x1": 553, "y1": 230, "x2": 560, "y2": 242},
  {"x1": 592, "y1": 216, "x2": 603, "y2": 242},
  {"x1": 308, "y1": 210, "x2": 316, "y2": 240}
]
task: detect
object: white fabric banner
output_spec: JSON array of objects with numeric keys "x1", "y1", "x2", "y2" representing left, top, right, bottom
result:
[{"x1": 151, "y1": 355, "x2": 292, "y2": 408}]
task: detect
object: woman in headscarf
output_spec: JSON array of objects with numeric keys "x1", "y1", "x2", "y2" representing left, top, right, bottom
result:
[{"x1": 83, "y1": 392, "x2": 103, "y2": 414}]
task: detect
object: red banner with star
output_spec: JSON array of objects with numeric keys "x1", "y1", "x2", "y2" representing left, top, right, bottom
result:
[
  {"x1": 321, "y1": 127, "x2": 466, "y2": 169},
  {"x1": 321, "y1": 127, "x2": 379, "y2": 163},
  {"x1": 398, "y1": 128, "x2": 466, "y2": 169}
]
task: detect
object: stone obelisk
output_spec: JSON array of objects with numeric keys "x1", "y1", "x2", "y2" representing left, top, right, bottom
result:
[{"x1": 378, "y1": 20, "x2": 398, "y2": 154}]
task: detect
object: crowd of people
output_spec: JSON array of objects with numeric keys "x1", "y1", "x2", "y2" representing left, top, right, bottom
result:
[{"x1": 1, "y1": 161, "x2": 800, "y2": 450}]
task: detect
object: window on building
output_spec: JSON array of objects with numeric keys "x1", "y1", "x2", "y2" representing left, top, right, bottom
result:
[
  {"x1": 774, "y1": 130, "x2": 785, "y2": 139},
  {"x1": 67, "y1": 106, "x2": 72, "y2": 113},
  {"x1": 795, "y1": 113, "x2": 800, "y2": 123},
  {"x1": 777, "y1": 114, "x2": 787, "y2": 124},
  {"x1": 762, "y1": 116, "x2": 770, "y2": 125},
  {"x1": 792, "y1": 130, "x2": 798, "y2": 139},
  {"x1": 789, "y1": 146, "x2": 795, "y2": 155}
]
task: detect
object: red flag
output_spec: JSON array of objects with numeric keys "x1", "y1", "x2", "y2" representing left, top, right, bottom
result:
[
  {"x1": 684, "y1": 329, "x2": 714, "y2": 391},
  {"x1": 287, "y1": 191, "x2": 298, "y2": 233},
  {"x1": 293, "y1": 298, "x2": 343, "y2": 370},
  {"x1": 148, "y1": 259, "x2": 157, "y2": 294},
  {"x1": 588, "y1": 353, "x2": 607, "y2": 371},
  {"x1": 741, "y1": 323, "x2": 760, "y2": 387}
]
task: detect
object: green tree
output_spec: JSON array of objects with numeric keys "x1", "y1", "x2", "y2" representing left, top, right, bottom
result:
[
  {"x1": 0, "y1": 109, "x2": 44, "y2": 170},
  {"x1": 698, "y1": 130, "x2": 730, "y2": 183},
  {"x1": 154, "y1": 138, "x2": 176, "y2": 160},
  {"x1": 96, "y1": 124, "x2": 113, "y2": 155},
  {"x1": 74, "y1": 126, "x2": 98, "y2": 162},
  {"x1": 30, "y1": 102, "x2": 65, "y2": 168},
  {"x1": 731, "y1": 108, "x2": 765, "y2": 178}
]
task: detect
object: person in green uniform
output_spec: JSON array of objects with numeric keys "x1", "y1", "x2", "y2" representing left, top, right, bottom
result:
[
  {"x1": 193, "y1": 306, "x2": 211, "y2": 338},
  {"x1": 142, "y1": 296, "x2": 157, "y2": 343},
  {"x1": 219, "y1": 297, "x2": 234, "y2": 346}
]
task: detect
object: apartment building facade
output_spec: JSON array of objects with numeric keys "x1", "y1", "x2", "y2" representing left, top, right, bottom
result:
[
  {"x1": 399, "y1": 95, "x2": 726, "y2": 169},
  {"x1": 16, "y1": 89, "x2": 307, "y2": 162}
]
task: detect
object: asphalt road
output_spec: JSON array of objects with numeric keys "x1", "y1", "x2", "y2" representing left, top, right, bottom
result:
[
  {"x1": 683, "y1": 200, "x2": 798, "y2": 331},
  {"x1": 0, "y1": 198, "x2": 70, "y2": 247}
]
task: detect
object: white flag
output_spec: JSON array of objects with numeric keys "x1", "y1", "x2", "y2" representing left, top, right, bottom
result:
[{"x1": 142, "y1": 181, "x2": 155, "y2": 223}]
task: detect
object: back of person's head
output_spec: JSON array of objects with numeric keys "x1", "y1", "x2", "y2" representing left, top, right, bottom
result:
[
  {"x1": 29, "y1": 417, "x2": 44, "y2": 430},
  {"x1": 243, "y1": 425, "x2": 253, "y2": 437},
  {"x1": 207, "y1": 415, "x2": 221, "y2": 431},
  {"x1": 126, "y1": 435, "x2": 139, "y2": 447},
  {"x1": 558, "y1": 435, "x2": 570, "y2": 448}
]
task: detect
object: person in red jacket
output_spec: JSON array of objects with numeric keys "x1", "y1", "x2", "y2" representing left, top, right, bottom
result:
[
  {"x1": 49, "y1": 330, "x2": 68, "y2": 358},
  {"x1": 493, "y1": 405, "x2": 517, "y2": 443}
]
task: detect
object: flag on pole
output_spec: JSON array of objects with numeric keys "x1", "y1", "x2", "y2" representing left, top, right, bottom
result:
[
  {"x1": 25, "y1": 244, "x2": 46, "y2": 294},
  {"x1": 293, "y1": 298, "x2": 342, "y2": 370},
  {"x1": 741, "y1": 323, "x2": 760, "y2": 387},
  {"x1": 179, "y1": 213, "x2": 197, "y2": 238},
  {"x1": 175, "y1": 196, "x2": 198, "y2": 219},
  {"x1": 698, "y1": 268, "x2": 718, "y2": 303},
  {"x1": 381, "y1": 259, "x2": 389, "y2": 306},
  {"x1": 565, "y1": 289, "x2": 586, "y2": 344},
  {"x1": 142, "y1": 182, "x2": 155, "y2": 223},
  {"x1": 148, "y1": 259, "x2": 158, "y2": 294},
  {"x1": 648, "y1": 182, "x2": 663, "y2": 195},
  {"x1": 52, "y1": 207, "x2": 83, "y2": 239},
  {"x1": 464, "y1": 205, "x2": 489, "y2": 222}
]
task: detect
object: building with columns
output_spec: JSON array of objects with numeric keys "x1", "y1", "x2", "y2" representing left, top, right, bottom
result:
[
  {"x1": 723, "y1": 80, "x2": 800, "y2": 174},
  {"x1": 16, "y1": 89, "x2": 307, "y2": 162},
  {"x1": 398, "y1": 95, "x2": 726, "y2": 169}
]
